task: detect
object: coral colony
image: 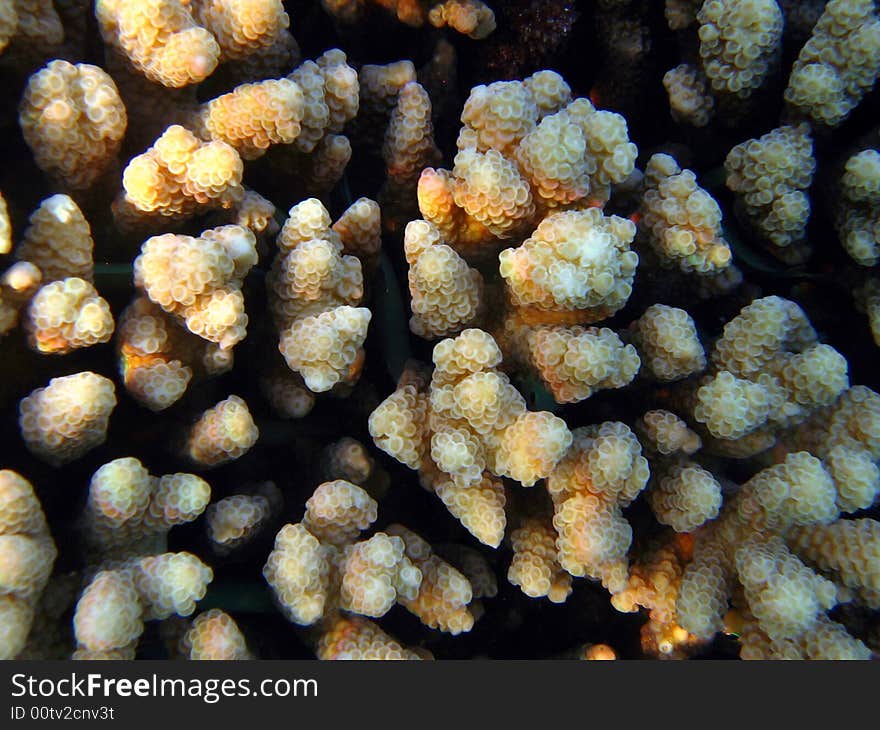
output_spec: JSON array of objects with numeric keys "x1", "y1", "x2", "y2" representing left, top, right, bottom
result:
[{"x1": 1, "y1": 0, "x2": 879, "y2": 660}]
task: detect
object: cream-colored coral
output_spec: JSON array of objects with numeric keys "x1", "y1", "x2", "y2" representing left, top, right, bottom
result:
[
  {"x1": 629, "y1": 304, "x2": 706, "y2": 381},
  {"x1": 302, "y1": 480, "x2": 378, "y2": 547},
  {"x1": 427, "y1": 0, "x2": 495, "y2": 39},
  {"x1": 459, "y1": 79, "x2": 537, "y2": 155},
  {"x1": 73, "y1": 570, "x2": 143, "y2": 655},
  {"x1": 405, "y1": 219, "x2": 484, "y2": 338},
  {"x1": 524, "y1": 326, "x2": 640, "y2": 404},
  {"x1": 183, "y1": 608, "x2": 250, "y2": 659},
  {"x1": 784, "y1": 0, "x2": 880, "y2": 128},
  {"x1": 499, "y1": 208, "x2": 638, "y2": 323},
  {"x1": 278, "y1": 306, "x2": 371, "y2": 393},
  {"x1": 824, "y1": 445, "x2": 880, "y2": 514},
  {"x1": 734, "y1": 535, "x2": 837, "y2": 641},
  {"x1": 332, "y1": 196, "x2": 382, "y2": 270},
  {"x1": 693, "y1": 370, "x2": 772, "y2": 440},
  {"x1": 610, "y1": 537, "x2": 697, "y2": 658},
  {"x1": 694, "y1": 296, "x2": 849, "y2": 443},
  {"x1": 95, "y1": 0, "x2": 221, "y2": 87},
  {"x1": 115, "y1": 297, "x2": 196, "y2": 412},
  {"x1": 315, "y1": 49, "x2": 359, "y2": 133},
  {"x1": 316, "y1": 613, "x2": 426, "y2": 660},
  {"x1": 663, "y1": 64, "x2": 714, "y2": 126},
  {"x1": 696, "y1": 0, "x2": 783, "y2": 99},
  {"x1": 383, "y1": 81, "x2": 440, "y2": 190},
  {"x1": 418, "y1": 72, "x2": 636, "y2": 254},
  {"x1": 206, "y1": 494, "x2": 271, "y2": 554},
  {"x1": 191, "y1": 78, "x2": 305, "y2": 160},
  {"x1": 19, "y1": 60, "x2": 126, "y2": 189},
  {"x1": 635, "y1": 410, "x2": 702, "y2": 457},
  {"x1": 676, "y1": 532, "x2": 732, "y2": 639},
  {"x1": 134, "y1": 224, "x2": 256, "y2": 349},
  {"x1": 434, "y1": 474, "x2": 506, "y2": 548},
  {"x1": 451, "y1": 147, "x2": 535, "y2": 239},
  {"x1": 788, "y1": 518, "x2": 879, "y2": 599},
  {"x1": 373, "y1": 330, "x2": 571, "y2": 502},
  {"x1": 268, "y1": 198, "x2": 371, "y2": 394},
  {"x1": 185, "y1": 395, "x2": 259, "y2": 467},
  {"x1": 386, "y1": 524, "x2": 475, "y2": 635},
  {"x1": 338, "y1": 532, "x2": 422, "y2": 616},
  {"x1": 649, "y1": 461, "x2": 722, "y2": 532},
  {"x1": 508, "y1": 516, "x2": 572, "y2": 603},
  {"x1": 24, "y1": 278, "x2": 114, "y2": 355},
  {"x1": 835, "y1": 149, "x2": 880, "y2": 266},
  {"x1": 16, "y1": 194, "x2": 94, "y2": 283},
  {"x1": 117, "y1": 125, "x2": 244, "y2": 224},
  {"x1": 287, "y1": 60, "x2": 331, "y2": 153},
  {"x1": 733, "y1": 451, "x2": 839, "y2": 532},
  {"x1": 724, "y1": 124, "x2": 815, "y2": 259},
  {"x1": 640, "y1": 154, "x2": 731, "y2": 274},
  {"x1": 129, "y1": 551, "x2": 213, "y2": 620},
  {"x1": 548, "y1": 422, "x2": 650, "y2": 592},
  {"x1": 712, "y1": 295, "x2": 816, "y2": 378},
  {"x1": 82, "y1": 459, "x2": 211, "y2": 562},
  {"x1": 19, "y1": 372, "x2": 116, "y2": 466},
  {"x1": 263, "y1": 522, "x2": 332, "y2": 625},
  {"x1": 193, "y1": 0, "x2": 290, "y2": 61},
  {"x1": 368, "y1": 384, "x2": 429, "y2": 470},
  {"x1": 738, "y1": 612, "x2": 871, "y2": 660},
  {"x1": 0, "y1": 471, "x2": 56, "y2": 660},
  {"x1": 0, "y1": 262, "x2": 41, "y2": 338}
]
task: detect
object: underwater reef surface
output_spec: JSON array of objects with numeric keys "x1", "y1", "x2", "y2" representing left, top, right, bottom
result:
[{"x1": 0, "y1": 0, "x2": 878, "y2": 661}]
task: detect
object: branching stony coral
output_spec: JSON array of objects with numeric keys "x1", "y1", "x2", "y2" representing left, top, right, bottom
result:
[{"x1": 3, "y1": 0, "x2": 880, "y2": 664}]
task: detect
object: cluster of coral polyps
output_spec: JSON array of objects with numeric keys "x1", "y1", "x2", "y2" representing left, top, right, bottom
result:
[
  {"x1": 2, "y1": 0, "x2": 880, "y2": 663},
  {"x1": 263, "y1": 480, "x2": 480, "y2": 644}
]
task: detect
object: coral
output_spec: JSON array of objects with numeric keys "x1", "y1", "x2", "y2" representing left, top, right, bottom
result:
[
  {"x1": 16, "y1": 195, "x2": 94, "y2": 284},
  {"x1": 696, "y1": 0, "x2": 783, "y2": 100},
  {"x1": 404, "y1": 219, "x2": 484, "y2": 338},
  {"x1": 834, "y1": 148, "x2": 880, "y2": 267},
  {"x1": 190, "y1": 78, "x2": 305, "y2": 160},
  {"x1": 185, "y1": 395, "x2": 259, "y2": 467},
  {"x1": 499, "y1": 208, "x2": 638, "y2": 325},
  {"x1": 370, "y1": 329, "x2": 571, "y2": 500},
  {"x1": 640, "y1": 154, "x2": 731, "y2": 275},
  {"x1": 95, "y1": 0, "x2": 221, "y2": 87},
  {"x1": 115, "y1": 125, "x2": 244, "y2": 226},
  {"x1": 182, "y1": 609, "x2": 251, "y2": 660},
  {"x1": 628, "y1": 305, "x2": 706, "y2": 382},
  {"x1": 134, "y1": 224, "x2": 257, "y2": 350},
  {"x1": 784, "y1": 0, "x2": 880, "y2": 128},
  {"x1": 725, "y1": 125, "x2": 815, "y2": 262},
  {"x1": 269, "y1": 198, "x2": 373, "y2": 394},
  {"x1": 19, "y1": 372, "x2": 116, "y2": 466},
  {"x1": 508, "y1": 516, "x2": 572, "y2": 603},
  {"x1": 547, "y1": 422, "x2": 650, "y2": 592},
  {"x1": 428, "y1": 0, "x2": 495, "y2": 39},
  {"x1": 19, "y1": 60, "x2": 126, "y2": 189},
  {"x1": 663, "y1": 64, "x2": 714, "y2": 127},
  {"x1": 417, "y1": 71, "x2": 636, "y2": 256},
  {"x1": 316, "y1": 613, "x2": 427, "y2": 660},
  {"x1": 524, "y1": 325, "x2": 640, "y2": 404},
  {"x1": 0, "y1": 471, "x2": 57, "y2": 659},
  {"x1": 206, "y1": 494, "x2": 271, "y2": 555},
  {"x1": 24, "y1": 278, "x2": 114, "y2": 355}
]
